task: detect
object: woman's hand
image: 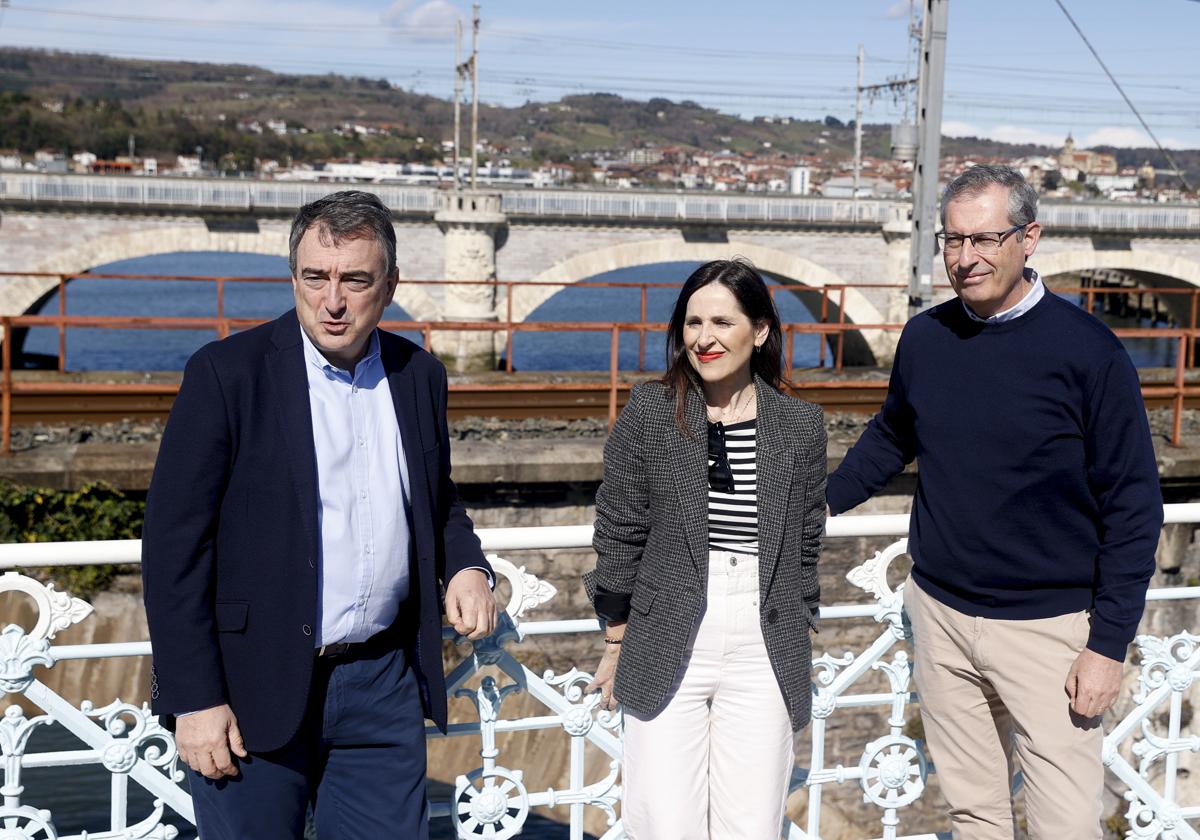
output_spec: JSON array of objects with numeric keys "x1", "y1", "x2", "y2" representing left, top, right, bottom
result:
[
  {"x1": 585, "y1": 622, "x2": 626, "y2": 711},
  {"x1": 587, "y1": 647, "x2": 622, "y2": 711}
]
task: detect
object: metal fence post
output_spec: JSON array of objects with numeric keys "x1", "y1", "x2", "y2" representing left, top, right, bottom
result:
[
  {"x1": 609, "y1": 326, "x2": 620, "y2": 428},
  {"x1": 57, "y1": 275, "x2": 67, "y2": 373},
  {"x1": 2, "y1": 317, "x2": 12, "y2": 456}
]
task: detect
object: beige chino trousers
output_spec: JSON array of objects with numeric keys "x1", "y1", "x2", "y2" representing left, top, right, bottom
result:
[
  {"x1": 621, "y1": 550, "x2": 794, "y2": 840},
  {"x1": 904, "y1": 575, "x2": 1104, "y2": 839}
]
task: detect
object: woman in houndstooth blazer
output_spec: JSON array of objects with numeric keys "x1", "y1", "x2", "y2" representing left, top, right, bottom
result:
[{"x1": 584, "y1": 259, "x2": 826, "y2": 839}]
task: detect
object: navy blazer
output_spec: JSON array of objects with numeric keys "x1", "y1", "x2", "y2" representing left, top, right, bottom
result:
[{"x1": 142, "y1": 310, "x2": 488, "y2": 753}]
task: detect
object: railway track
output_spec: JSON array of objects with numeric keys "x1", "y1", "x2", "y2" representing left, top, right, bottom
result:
[
  {"x1": 2, "y1": 379, "x2": 895, "y2": 425},
  {"x1": 3, "y1": 375, "x2": 1196, "y2": 426}
]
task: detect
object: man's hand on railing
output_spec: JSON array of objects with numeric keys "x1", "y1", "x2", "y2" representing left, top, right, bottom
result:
[
  {"x1": 176, "y1": 704, "x2": 247, "y2": 780},
  {"x1": 585, "y1": 622, "x2": 624, "y2": 711},
  {"x1": 445, "y1": 568, "x2": 498, "y2": 640}
]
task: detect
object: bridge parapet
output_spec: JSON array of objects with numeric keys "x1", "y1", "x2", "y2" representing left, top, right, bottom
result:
[
  {"x1": 6, "y1": 173, "x2": 1199, "y2": 235},
  {"x1": 1, "y1": 508, "x2": 1198, "y2": 838}
]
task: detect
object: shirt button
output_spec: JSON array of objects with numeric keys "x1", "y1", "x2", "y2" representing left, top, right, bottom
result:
[
  {"x1": 365, "y1": 546, "x2": 373, "y2": 555},
  {"x1": 358, "y1": 437, "x2": 366, "y2": 447},
  {"x1": 302, "y1": 624, "x2": 312, "y2": 636},
  {"x1": 359, "y1": 490, "x2": 367, "y2": 499},
  {"x1": 729, "y1": 556, "x2": 738, "y2": 567},
  {"x1": 352, "y1": 385, "x2": 358, "y2": 394}
]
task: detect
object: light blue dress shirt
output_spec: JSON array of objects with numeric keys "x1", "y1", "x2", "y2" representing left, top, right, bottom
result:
[{"x1": 301, "y1": 326, "x2": 413, "y2": 647}]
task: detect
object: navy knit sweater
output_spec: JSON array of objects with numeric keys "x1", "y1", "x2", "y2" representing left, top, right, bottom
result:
[{"x1": 826, "y1": 291, "x2": 1162, "y2": 661}]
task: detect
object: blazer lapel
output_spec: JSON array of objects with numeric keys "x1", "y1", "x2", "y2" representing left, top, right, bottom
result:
[
  {"x1": 755, "y1": 378, "x2": 794, "y2": 599},
  {"x1": 379, "y1": 333, "x2": 436, "y2": 571},
  {"x1": 664, "y1": 386, "x2": 710, "y2": 581},
  {"x1": 267, "y1": 312, "x2": 320, "y2": 567},
  {"x1": 381, "y1": 338, "x2": 434, "y2": 529}
]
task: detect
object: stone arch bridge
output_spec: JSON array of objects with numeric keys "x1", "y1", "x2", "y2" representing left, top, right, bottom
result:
[{"x1": 4, "y1": 173, "x2": 1200, "y2": 369}]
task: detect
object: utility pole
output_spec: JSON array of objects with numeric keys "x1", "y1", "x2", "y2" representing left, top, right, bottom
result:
[
  {"x1": 852, "y1": 44, "x2": 918, "y2": 223},
  {"x1": 907, "y1": 0, "x2": 949, "y2": 317},
  {"x1": 453, "y1": 18, "x2": 463, "y2": 189},
  {"x1": 470, "y1": 3, "x2": 480, "y2": 189},
  {"x1": 853, "y1": 45, "x2": 864, "y2": 222}
]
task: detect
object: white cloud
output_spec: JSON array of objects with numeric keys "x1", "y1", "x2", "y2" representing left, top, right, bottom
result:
[
  {"x1": 984, "y1": 125, "x2": 1067, "y2": 147},
  {"x1": 1080, "y1": 127, "x2": 1185, "y2": 149},
  {"x1": 382, "y1": 0, "x2": 460, "y2": 41},
  {"x1": 939, "y1": 121, "x2": 1189, "y2": 151},
  {"x1": 382, "y1": 0, "x2": 415, "y2": 18},
  {"x1": 942, "y1": 121, "x2": 981, "y2": 138},
  {"x1": 1081, "y1": 127, "x2": 1151, "y2": 148},
  {"x1": 885, "y1": 1, "x2": 913, "y2": 19}
]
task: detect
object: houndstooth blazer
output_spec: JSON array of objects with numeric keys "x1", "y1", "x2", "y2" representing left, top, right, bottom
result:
[{"x1": 584, "y1": 376, "x2": 826, "y2": 730}]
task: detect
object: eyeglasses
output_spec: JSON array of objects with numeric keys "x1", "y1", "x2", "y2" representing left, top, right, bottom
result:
[
  {"x1": 935, "y1": 224, "x2": 1026, "y2": 255},
  {"x1": 707, "y1": 421, "x2": 735, "y2": 493}
]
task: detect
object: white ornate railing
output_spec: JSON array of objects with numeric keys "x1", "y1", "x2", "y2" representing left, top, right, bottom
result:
[
  {"x1": 3, "y1": 173, "x2": 1200, "y2": 233},
  {"x1": 0, "y1": 507, "x2": 1199, "y2": 839}
]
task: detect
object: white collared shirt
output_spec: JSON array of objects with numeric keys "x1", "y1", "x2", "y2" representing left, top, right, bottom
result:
[
  {"x1": 963, "y1": 268, "x2": 1044, "y2": 324},
  {"x1": 300, "y1": 326, "x2": 413, "y2": 647}
]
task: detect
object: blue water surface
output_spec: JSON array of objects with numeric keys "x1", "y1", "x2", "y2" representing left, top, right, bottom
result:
[{"x1": 18, "y1": 253, "x2": 1179, "y2": 371}]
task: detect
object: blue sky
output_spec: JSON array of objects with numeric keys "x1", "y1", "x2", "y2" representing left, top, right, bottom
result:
[{"x1": 2, "y1": 0, "x2": 1198, "y2": 149}]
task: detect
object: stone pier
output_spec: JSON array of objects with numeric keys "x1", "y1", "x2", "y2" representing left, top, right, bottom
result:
[{"x1": 432, "y1": 190, "x2": 507, "y2": 372}]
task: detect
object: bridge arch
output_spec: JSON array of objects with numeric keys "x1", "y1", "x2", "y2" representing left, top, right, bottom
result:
[
  {"x1": 513, "y1": 238, "x2": 892, "y2": 365},
  {"x1": 1037, "y1": 250, "x2": 1200, "y2": 288},
  {"x1": 1037, "y1": 250, "x2": 1200, "y2": 325},
  {"x1": 1, "y1": 225, "x2": 439, "y2": 323}
]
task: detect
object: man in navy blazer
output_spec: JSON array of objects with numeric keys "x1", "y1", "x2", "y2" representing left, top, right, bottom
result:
[{"x1": 142, "y1": 190, "x2": 496, "y2": 839}]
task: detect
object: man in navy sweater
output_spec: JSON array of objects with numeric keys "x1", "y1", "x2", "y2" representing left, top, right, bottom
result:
[{"x1": 827, "y1": 165, "x2": 1162, "y2": 838}]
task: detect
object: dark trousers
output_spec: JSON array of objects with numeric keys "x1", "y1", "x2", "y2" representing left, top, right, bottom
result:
[{"x1": 188, "y1": 645, "x2": 428, "y2": 840}]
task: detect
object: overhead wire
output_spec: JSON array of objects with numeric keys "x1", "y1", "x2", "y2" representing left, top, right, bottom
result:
[
  {"x1": 1051, "y1": 0, "x2": 1193, "y2": 192},
  {"x1": 2, "y1": 5, "x2": 1199, "y2": 151},
  {"x1": 1, "y1": 2, "x2": 454, "y2": 35}
]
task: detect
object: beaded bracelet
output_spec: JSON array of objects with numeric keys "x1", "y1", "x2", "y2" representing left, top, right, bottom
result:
[{"x1": 603, "y1": 637, "x2": 623, "y2": 645}]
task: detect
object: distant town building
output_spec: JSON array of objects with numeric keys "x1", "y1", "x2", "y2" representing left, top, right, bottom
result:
[
  {"x1": 821, "y1": 176, "x2": 897, "y2": 199},
  {"x1": 71, "y1": 151, "x2": 98, "y2": 172},
  {"x1": 626, "y1": 147, "x2": 664, "y2": 166},
  {"x1": 33, "y1": 150, "x2": 67, "y2": 173},
  {"x1": 1059, "y1": 134, "x2": 1117, "y2": 176},
  {"x1": 789, "y1": 166, "x2": 811, "y2": 196},
  {"x1": 174, "y1": 155, "x2": 203, "y2": 176},
  {"x1": 1138, "y1": 161, "x2": 1156, "y2": 188}
]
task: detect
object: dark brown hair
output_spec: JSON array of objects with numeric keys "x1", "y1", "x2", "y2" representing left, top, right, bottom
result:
[
  {"x1": 662, "y1": 259, "x2": 784, "y2": 433},
  {"x1": 288, "y1": 190, "x2": 397, "y2": 277}
]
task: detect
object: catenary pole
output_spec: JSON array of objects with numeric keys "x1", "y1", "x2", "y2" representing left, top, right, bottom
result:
[
  {"x1": 853, "y1": 45, "x2": 864, "y2": 222},
  {"x1": 470, "y1": 3, "x2": 480, "y2": 189},
  {"x1": 454, "y1": 18, "x2": 462, "y2": 189},
  {"x1": 907, "y1": 0, "x2": 949, "y2": 317}
]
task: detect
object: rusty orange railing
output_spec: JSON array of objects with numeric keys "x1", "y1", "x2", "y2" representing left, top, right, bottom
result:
[
  {"x1": 2, "y1": 311, "x2": 1197, "y2": 454},
  {"x1": 5, "y1": 270, "x2": 1194, "y2": 371},
  {"x1": 3, "y1": 272, "x2": 1199, "y2": 453}
]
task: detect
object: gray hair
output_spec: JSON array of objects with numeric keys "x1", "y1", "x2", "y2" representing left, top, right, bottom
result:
[
  {"x1": 940, "y1": 164, "x2": 1038, "y2": 227},
  {"x1": 287, "y1": 190, "x2": 397, "y2": 277}
]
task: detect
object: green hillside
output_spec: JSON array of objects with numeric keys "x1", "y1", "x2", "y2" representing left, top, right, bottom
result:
[{"x1": 1, "y1": 46, "x2": 1196, "y2": 184}]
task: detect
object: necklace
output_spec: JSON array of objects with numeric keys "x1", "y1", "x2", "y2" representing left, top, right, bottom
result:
[{"x1": 707, "y1": 383, "x2": 754, "y2": 425}]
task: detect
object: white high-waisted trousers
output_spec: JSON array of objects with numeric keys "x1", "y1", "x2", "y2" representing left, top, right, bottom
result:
[{"x1": 621, "y1": 549, "x2": 794, "y2": 840}]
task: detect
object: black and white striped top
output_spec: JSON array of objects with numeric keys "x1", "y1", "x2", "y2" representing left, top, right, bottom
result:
[{"x1": 707, "y1": 418, "x2": 758, "y2": 554}]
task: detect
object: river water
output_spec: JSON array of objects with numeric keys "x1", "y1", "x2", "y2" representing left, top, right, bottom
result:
[
  {"x1": 18, "y1": 254, "x2": 818, "y2": 372},
  {"x1": 18, "y1": 252, "x2": 1176, "y2": 371}
]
